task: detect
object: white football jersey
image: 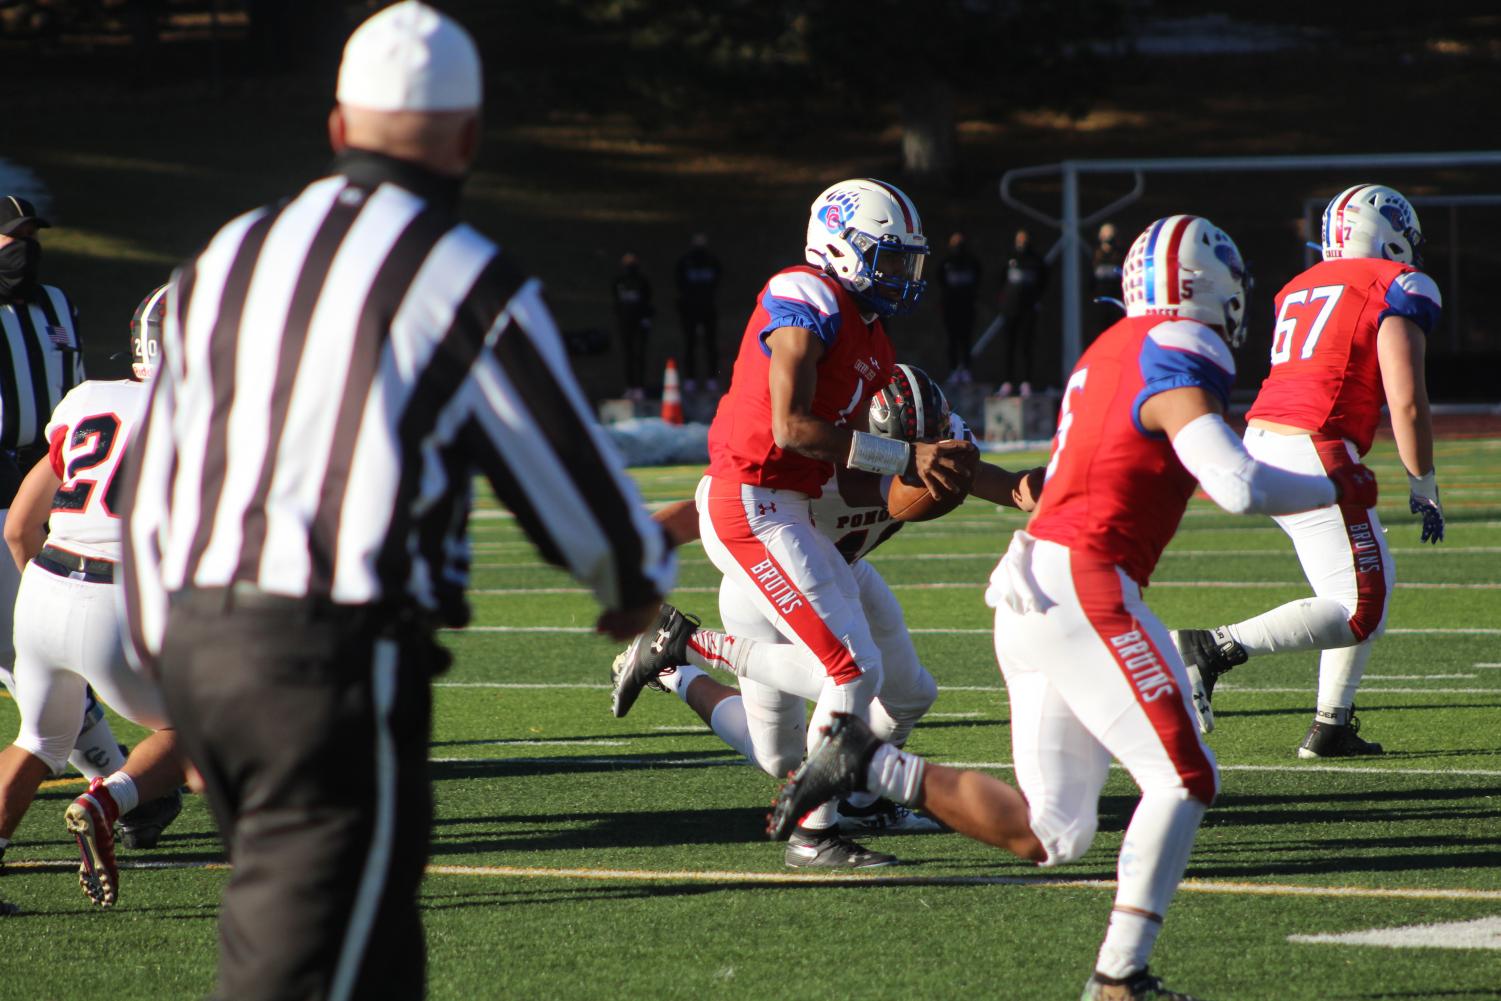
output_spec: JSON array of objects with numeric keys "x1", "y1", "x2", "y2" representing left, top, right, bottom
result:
[
  {"x1": 812, "y1": 412, "x2": 977, "y2": 564},
  {"x1": 44, "y1": 379, "x2": 148, "y2": 561}
]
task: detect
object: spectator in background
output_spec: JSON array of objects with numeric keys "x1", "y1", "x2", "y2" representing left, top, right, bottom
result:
[
  {"x1": 997, "y1": 227, "x2": 1047, "y2": 396},
  {"x1": 1090, "y1": 221, "x2": 1125, "y2": 344},
  {"x1": 613, "y1": 251, "x2": 654, "y2": 401},
  {"x1": 675, "y1": 233, "x2": 722, "y2": 393},
  {"x1": 938, "y1": 231, "x2": 982, "y2": 385}
]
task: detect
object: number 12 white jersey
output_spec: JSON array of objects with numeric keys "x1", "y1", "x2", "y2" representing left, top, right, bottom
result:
[{"x1": 44, "y1": 379, "x2": 148, "y2": 562}]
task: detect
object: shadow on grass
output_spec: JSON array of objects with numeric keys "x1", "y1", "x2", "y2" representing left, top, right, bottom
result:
[
  {"x1": 427, "y1": 805, "x2": 771, "y2": 854},
  {"x1": 430, "y1": 751, "x2": 747, "y2": 781}
]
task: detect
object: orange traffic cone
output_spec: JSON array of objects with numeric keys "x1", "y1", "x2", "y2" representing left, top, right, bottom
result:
[{"x1": 661, "y1": 358, "x2": 685, "y2": 425}]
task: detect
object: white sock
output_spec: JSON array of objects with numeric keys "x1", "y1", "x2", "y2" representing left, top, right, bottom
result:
[
  {"x1": 1227, "y1": 598, "x2": 1354, "y2": 656},
  {"x1": 1095, "y1": 909, "x2": 1162, "y2": 980},
  {"x1": 686, "y1": 628, "x2": 823, "y2": 701},
  {"x1": 706, "y1": 697, "x2": 757, "y2": 763},
  {"x1": 866, "y1": 743, "x2": 924, "y2": 805},
  {"x1": 843, "y1": 790, "x2": 881, "y2": 810},
  {"x1": 660, "y1": 664, "x2": 705, "y2": 699},
  {"x1": 0, "y1": 835, "x2": 10, "y2": 852},
  {"x1": 1317, "y1": 635, "x2": 1375, "y2": 720},
  {"x1": 1096, "y1": 790, "x2": 1206, "y2": 977},
  {"x1": 102, "y1": 773, "x2": 140, "y2": 816},
  {"x1": 69, "y1": 699, "x2": 127, "y2": 780}
]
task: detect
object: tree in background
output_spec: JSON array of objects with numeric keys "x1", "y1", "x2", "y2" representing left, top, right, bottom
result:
[{"x1": 556, "y1": 0, "x2": 1125, "y2": 176}]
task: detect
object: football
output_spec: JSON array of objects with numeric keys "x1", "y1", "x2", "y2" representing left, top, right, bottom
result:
[{"x1": 887, "y1": 478, "x2": 967, "y2": 522}]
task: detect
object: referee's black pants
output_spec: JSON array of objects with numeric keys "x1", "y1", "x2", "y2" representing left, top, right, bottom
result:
[{"x1": 159, "y1": 590, "x2": 438, "y2": 1001}]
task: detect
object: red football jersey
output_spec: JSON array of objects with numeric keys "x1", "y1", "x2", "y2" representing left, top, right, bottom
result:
[
  {"x1": 707, "y1": 266, "x2": 894, "y2": 496},
  {"x1": 1027, "y1": 316, "x2": 1236, "y2": 587},
  {"x1": 1247, "y1": 258, "x2": 1441, "y2": 455}
]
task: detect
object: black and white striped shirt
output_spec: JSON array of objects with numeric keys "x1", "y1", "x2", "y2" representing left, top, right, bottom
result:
[
  {"x1": 122, "y1": 151, "x2": 675, "y2": 657},
  {"x1": 0, "y1": 283, "x2": 84, "y2": 454}
]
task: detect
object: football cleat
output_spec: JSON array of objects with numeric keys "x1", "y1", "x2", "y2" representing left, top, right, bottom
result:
[
  {"x1": 1170, "y1": 628, "x2": 1247, "y2": 735},
  {"x1": 1298, "y1": 711, "x2": 1383, "y2": 759},
  {"x1": 784, "y1": 829, "x2": 897, "y2": 870},
  {"x1": 767, "y1": 712, "x2": 883, "y2": 841},
  {"x1": 610, "y1": 604, "x2": 698, "y2": 718},
  {"x1": 1080, "y1": 968, "x2": 1205, "y2": 1001},
  {"x1": 837, "y1": 797, "x2": 944, "y2": 835},
  {"x1": 117, "y1": 787, "x2": 184, "y2": 850},
  {"x1": 65, "y1": 778, "x2": 121, "y2": 907}
]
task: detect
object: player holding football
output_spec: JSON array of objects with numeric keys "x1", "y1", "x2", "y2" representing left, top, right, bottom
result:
[
  {"x1": 0, "y1": 285, "x2": 189, "y2": 908},
  {"x1": 612, "y1": 180, "x2": 977, "y2": 868},
  {"x1": 766, "y1": 216, "x2": 1380, "y2": 1000},
  {"x1": 1172, "y1": 184, "x2": 1443, "y2": 756},
  {"x1": 622, "y1": 365, "x2": 1043, "y2": 839}
]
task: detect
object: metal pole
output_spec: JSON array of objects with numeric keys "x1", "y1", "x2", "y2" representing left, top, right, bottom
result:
[
  {"x1": 1449, "y1": 204, "x2": 1460, "y2": 352},
  {"x1": 1060, "y1": 164, "x2": 1082, "y2": 383}
]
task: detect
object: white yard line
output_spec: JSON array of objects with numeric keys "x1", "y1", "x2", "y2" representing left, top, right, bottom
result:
[{"x1": 5, "y1": 859, "x2": 1496, "y2": 902}]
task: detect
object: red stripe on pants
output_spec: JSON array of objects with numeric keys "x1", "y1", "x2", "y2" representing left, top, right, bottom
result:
[
  {"x1": 1069, "y1": 550, "x2": 1217, "y2": 805},
  {"x1": 1312, "y1": 437, "x2": 1389, "y2": 641},
  {"x1": 706, "y1": 484, "x2": 862, "y2": 684}
]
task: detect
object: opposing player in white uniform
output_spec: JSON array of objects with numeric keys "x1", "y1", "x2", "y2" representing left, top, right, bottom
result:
[
  {"x1": 0, "y1": 285, "x2": 188, "y2": 908},
  {"x1": 1171, "y1": 184, "x2": 1444, "y2": 756},
  {"x1": 629, "y1": 365, "x2": 1044, "y2": 836},
  {"x1": 766, "y1": 217, "x2": 1378, "y2": 1000}
]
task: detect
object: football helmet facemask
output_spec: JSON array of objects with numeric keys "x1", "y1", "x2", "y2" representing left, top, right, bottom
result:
[
  {"x1": 1321, "y1": 183, "x2": 1424, "y2": 267},
  {"x1": 805, "y1": 178, "x2": 929, "y2": 318},
  {"x1": 129, "y1": 283, "x2": 168, "y2": 381},
  {"x1": 868, "y1": 363, "x2": 952, "y2": 443},
  {"x1": 1123, "y1": 215, "x2": 1250, "y2": 347}
]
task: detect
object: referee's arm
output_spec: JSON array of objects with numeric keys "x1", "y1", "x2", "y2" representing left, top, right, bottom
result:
[{"x1": 452, "y1": 278, "x2": 675, "y2": 636}]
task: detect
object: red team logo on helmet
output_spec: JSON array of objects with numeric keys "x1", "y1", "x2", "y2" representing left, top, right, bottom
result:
[{"x1": 817, "y1": 191, "x2": 859, "y2": 234}]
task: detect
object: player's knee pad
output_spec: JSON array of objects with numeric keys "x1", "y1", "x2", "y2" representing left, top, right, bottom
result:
[
  {"x1": 12, "y1": 733, "x2": 71, "y2": 777},
  {"x1": 1031, "y1": 809, "x2": 1099, "y2": 867},
  {"x1": 871, "y1": 667, "x2": 937, "y2": 746}
]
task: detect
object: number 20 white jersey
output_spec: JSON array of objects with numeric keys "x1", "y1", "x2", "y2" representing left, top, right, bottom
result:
[{"x1": 44, "y1": 379, "x2": 148, "y2": 562}]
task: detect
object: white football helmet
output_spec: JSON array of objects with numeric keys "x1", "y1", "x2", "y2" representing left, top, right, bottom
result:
[
  {"x1": 805, "y1": 178, "x2": 929, "y2": 317},
  {"x1": 1321, "y1": 183, "x2": 1423, "y2": 266},
  {"x1": 1123, "y1": 215, "x2": 1249, "y2": 347}
]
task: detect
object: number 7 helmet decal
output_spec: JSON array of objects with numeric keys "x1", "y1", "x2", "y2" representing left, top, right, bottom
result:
[
  {"x1": 1123, "y1": 215, "x2": 1250, "y2": 348},
  {"x1": 1321, "y1": 183, "x2": 1424, "y2": 267}
]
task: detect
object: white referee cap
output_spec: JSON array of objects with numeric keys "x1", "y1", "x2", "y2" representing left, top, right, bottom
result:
[{"x1": 336, "y1": 1, "x2": 482, "y2": 112}]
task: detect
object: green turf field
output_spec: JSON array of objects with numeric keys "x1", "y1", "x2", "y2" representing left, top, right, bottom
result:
[{"x1": 2, "y1": 437, "x2": 1498, "y2": 1001}]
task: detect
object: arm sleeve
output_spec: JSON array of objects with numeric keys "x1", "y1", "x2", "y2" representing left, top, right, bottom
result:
[
  {"x1": 1379, "y1": 270, "x2": 1442, "y2": 336},
  {"x1": 1172, "y1": 413, "x2": 1337, "y2": 515},
  {"x1": 450, "y1": 278, "x2": 677, "y2": 612},
  {"x1": 757, "y1": 271, "x2": 842, "y2": 355}
]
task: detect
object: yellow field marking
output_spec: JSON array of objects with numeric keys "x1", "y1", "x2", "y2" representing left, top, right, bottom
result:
[{"x1": 6, "y1": 858, "x2": 1498, "y2": 901}]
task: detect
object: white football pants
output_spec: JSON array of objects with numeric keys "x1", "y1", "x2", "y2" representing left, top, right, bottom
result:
[
  {"x1": 989, "y1": 533, "x2": 1215, "y2": 932},
  {"x1": 11, "y1": 564, "x2": 169, "y2": 773},
  {"x1": 1240, "y1": 428, "x2": 1394, "y2": 710}
]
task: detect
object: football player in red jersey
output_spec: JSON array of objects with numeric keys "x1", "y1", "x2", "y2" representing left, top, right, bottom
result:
[
  {"x1": 765, "y1": 216, "x2": 1378, "y2": 1001},
  {"x1": 610, "y1": 180, "x2": 976, "y2": 869},
  {"x1": 618, "y1": 365, "x2": 1043, "y2": 838},
  {"x1": 1171, "y1": 184, "x2": 1443, "y2": 758}
]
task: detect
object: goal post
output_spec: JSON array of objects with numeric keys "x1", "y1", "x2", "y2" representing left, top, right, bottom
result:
[{"x1": 999, "y1": 151, "x2": 1501, "y2": 383}]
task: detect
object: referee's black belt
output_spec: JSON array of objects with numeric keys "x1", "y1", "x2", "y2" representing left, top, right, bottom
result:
[
  {"x1": 35, "y1": 545, "x2": 115, "y2": 584},
  {"x1": 173, "y1": 583, "x2": 434, "y2": 633}
]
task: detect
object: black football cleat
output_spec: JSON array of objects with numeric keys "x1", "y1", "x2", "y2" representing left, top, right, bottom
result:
[
  {"x1": 1298, "y1": 710, "x2": 1383, "y2": 759},
  {"x1": 783, "y1": 828, "x2": 896, "y2": 869},
  {"x1": 117, "y1": 787, "x2": 184, "y2": 850},
  {"x1": 767, "y1": 712, "x2": 883, "y2": 841},
  {"x1": 610, "y1": 604, "x2": 698, "y2": 718},
  {"x1": 1080, "y1": 968, "x2": 1206, "y2": 1000},
  {"x1": 1171, "y1": 628, "x2": 1247, "y2": 735}
]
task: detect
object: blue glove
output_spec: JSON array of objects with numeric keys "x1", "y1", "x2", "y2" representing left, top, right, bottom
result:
[{"x1": 1408, "y1": 471, "x2": 1444, "y2": 544}]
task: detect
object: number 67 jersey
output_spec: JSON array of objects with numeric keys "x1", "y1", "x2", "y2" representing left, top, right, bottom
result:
[
  {"x1": 44, "y1": 379, "x2": 147, "y2": 562},
  {"x1": 1247, "y1": 258, "x2": 1441, "y2": 456}
]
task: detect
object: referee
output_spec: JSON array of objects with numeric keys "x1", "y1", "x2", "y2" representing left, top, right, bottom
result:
[{"x1": 120, "y1": 4, "x2": 676, "y2": 1000}]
